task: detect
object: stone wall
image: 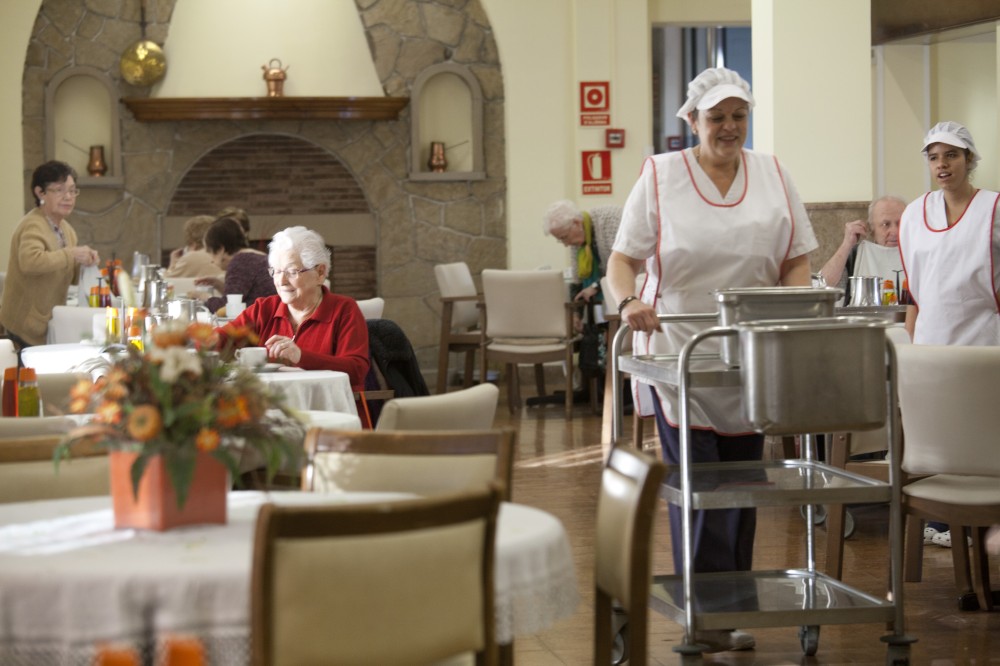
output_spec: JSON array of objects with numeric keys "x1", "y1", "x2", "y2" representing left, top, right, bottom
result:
[{"x1": 22, "y1": 0, "x2": 507, "y2": 377}]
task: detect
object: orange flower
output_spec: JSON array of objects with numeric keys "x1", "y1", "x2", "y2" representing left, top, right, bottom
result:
[
  {"x1": 103, "y1": 380, "x2": 129, "y2": 401},
  {"x1": 95, "y1": 400, "x2": 123, "y2": 424},
  {"x1": 107, "y1": 368, "x2": 130, "y2": 385},
  {"x1": 69, "y1": 379, "x2": 94, "y2": 402},
  {"x1": 151, "y1": 326, "x2": 188, "y2": 348},
  {"x1": 127, "y1": 404, "x2": 163, "y2": 441},
  {"x1": 195, "y1": 427, "x2": 220, "y2": 452},
  {"x1": 186, "y1": 322, "x2": 219, "y2": 349},
  {"x1": 69, "y1": 397, "x2": 90, "y2": 414},
  {"x1": 223, "y1": 325, "x2": 260, "y2": 346},
  {"x1": 217, "y1": 395, "x2": 251, "y2": 428}
]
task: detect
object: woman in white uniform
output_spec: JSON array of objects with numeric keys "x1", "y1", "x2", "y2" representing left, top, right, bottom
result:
[
  {"x1": 899, "y1": 121, "x2": 1000, "y2": 346},
  {"x1": 607, "y1": 67, "x2": 818, "y2": 653}
]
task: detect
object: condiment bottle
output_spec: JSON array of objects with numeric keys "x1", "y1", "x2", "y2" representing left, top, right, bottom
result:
[
  {"x1": 17, "y1": 368, "x2": 40, "y2": 417},
  {"x1": 89, "y1": 285, "x2": 100, "y2": 307},
  {"x1": 899, "y1": 279, "x2": 911, "y2": 305},
  {"x1": 882, "y1": 280, "x2": 896, "y2": 306},
  {"x1": 2, "y1": 367, "x2": 19, "y2": 416}
]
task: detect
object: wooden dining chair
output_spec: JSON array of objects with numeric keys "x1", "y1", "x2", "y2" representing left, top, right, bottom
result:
[
  {"x1": 897, "y1": 343, "x2": 1000, "y2": 611},
  {"x1": 479, "y1": 269, "x2": 579, "y2": 418},
  {"x1": 251, "y1": 486, "x2": 501, "y2": 666},
  {"x1": 594, "y1": 446, "x2": 666, "y2": 666},
  {"x1": 374, "y1": 382, "x2": 499, "y2": 431},
  {"x1": 434, "y1": 261, "x2": 483, "y2": 394},
  {"x1": 0, "y1": 419, "x2": 109, "y2": 503},
  {"x1": 302, "y1": 427, "x2": 515, "y2": 501}
]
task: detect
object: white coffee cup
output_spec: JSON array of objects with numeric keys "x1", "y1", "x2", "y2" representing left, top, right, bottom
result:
[
  {"x1": 236, "y1": 346, "x2": 267, "y2": 368},
  {"x1": 226, "y1": 294, "x2": 245, "y2": 318}
]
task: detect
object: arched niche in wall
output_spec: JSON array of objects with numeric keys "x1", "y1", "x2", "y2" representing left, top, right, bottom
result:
[
  {"x1": 409, "y1": 63, "x2": 485, "y2": 181},
  {"x1": 44, "y1": 66, "x2": 123, "y2": 187}
]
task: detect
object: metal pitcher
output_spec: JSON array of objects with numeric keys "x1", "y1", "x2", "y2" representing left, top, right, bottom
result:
[
  {"x1": 167, "y1": 298, "x2": 210, "y2": 322},
  {"x1": 848, "y1": 276, "x2": 881, "y2": 307}
]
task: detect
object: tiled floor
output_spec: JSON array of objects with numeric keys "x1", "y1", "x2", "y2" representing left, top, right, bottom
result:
[{"x1": 497, "y1": 401, "x2": 1000, "y2": 665}]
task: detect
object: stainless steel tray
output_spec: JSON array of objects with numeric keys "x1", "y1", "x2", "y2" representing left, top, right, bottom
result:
[
  {"x1": 658, "y1": 460, "x2": 891, "y2": 509},
  {"x1": 649, "y1": 569, "x2": 895, "y2": 631}
]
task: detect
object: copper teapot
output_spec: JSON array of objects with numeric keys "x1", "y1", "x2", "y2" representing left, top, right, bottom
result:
[{"x1": 261, "y1": 58, "x2": 289, "y2": 97}]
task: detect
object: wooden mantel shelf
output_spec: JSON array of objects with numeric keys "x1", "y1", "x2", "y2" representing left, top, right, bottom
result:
[{"x1": 121, "y1": 96, "x2": 409, "y2": 122}]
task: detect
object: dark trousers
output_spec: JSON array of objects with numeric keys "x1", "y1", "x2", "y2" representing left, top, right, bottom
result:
[{"x1": 650, "y1": 387, "x2": 763, "y2": 574}]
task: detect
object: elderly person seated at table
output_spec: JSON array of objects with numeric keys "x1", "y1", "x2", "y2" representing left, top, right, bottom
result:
[
  {"x1": 217, "y1": 226, "x2": 369, "y2": 389},
  {"x1": 195, "y1": 216, "x2": 275, "y2": 316},
  {"x1": 819, "y1": 195, "x2": 906, "y2": 304},
  {"x1": 164, "y1": 214, "x2": 225, "y2": 279}
]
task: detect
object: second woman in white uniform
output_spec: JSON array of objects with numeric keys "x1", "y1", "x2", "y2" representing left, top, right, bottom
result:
[
  {"x1": 607, "y1": 67, "x2": 818, "y2": 653},
  {"x1": 899, "y1": 121, "x2": 1000, "y2": 346}
]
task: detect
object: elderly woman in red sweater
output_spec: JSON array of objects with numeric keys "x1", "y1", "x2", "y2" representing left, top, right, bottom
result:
[{"x1": 219, "y1": 226, "x2": 369, "y2": 389}]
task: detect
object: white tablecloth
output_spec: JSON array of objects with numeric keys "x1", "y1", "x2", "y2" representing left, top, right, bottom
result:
[
  {"x1": 256, "y1": 369, "x2": 357, "y2": 416},
  {"x1": 19, "y1": 343, "x2": 106, "y2": 375},
  {"x1": 0, "y1": 492, "x2": 577, "y2": 665}
]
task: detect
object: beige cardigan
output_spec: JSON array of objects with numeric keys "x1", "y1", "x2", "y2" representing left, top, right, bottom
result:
[{"x1": 0, "y1": 208, "x2": 80, "y2": 346}]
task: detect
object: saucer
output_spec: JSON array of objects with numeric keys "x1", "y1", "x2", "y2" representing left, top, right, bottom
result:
[{"x1": 254, "y1": 363, "x2": 284, "y2": 373}]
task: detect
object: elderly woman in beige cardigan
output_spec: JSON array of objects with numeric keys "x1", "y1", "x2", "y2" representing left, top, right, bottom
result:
[{"x1": 0, "y1": 161, "x2": 100, "y2": 348}]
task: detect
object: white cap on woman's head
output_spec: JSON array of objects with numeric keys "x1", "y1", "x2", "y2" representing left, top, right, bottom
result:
[
  {"x1": 676, "y1": 67, "x2": 755, "y2": 121},
  {"x1": 921, "y1": 121, "x2": 980, "y2": 168}
]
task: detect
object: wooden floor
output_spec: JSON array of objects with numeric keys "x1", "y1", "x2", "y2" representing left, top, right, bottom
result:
[{"x1": 496, "y1": 401, "x2": 1000, "y2": 665}]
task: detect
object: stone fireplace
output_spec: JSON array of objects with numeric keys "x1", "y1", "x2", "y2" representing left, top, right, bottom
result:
[{"x1": 22, "y1": 0, "x2": 507, "y2": 376}]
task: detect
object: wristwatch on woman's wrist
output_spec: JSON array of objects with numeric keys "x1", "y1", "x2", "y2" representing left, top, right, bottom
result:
[{"x1": 617, "y1": 295, "x2": 639, "y2": 314}]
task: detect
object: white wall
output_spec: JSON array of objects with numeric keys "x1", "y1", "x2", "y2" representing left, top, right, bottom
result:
[
  {"x1": 0, "y1": 0, "x2": 43, "y2": 265},
  {"x1": 482, "y1": 0, "x2": 650, "y2": 272}
]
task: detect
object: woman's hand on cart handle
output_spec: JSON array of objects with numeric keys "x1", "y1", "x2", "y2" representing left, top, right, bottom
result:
[{"x1": 621, "y1": 298, "x2": 659, "y2": 334}]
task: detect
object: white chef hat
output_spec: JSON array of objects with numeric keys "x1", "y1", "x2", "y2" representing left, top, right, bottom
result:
[
  {"x1": 676, "y1": 67, "x2": 755, "y2": 121},
  {"x1": 921, "y1": 121, "x2": 981, "y2": 169}
]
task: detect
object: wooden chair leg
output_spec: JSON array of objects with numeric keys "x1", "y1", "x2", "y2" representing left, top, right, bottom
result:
[
  {"x1": 593, "y1": 589, "x2": 613, "y2": 665},
  {"x1": 564, "y1": 362, "x2": 573, "y2": 419},
  {"x1": 825, "y1": 433, "x2": 850, "y2": 580},
  {"x1": 950, "y1": 526, "x2": 976, "y2": 606},
  {"x1": 507, "y1": 363, "x2": 519, "y2": 414},
  {"x1": 463, "y1": 350, "x2": 475, "y2": 388},
  {"x1": 436, "y1": 347, "x2": 451, "y2": 395},
  {"x1": 533, "y1": 364, "x2": 546, "y2": 397},
  {"x1": 631, "y1": 412, "x2": 643, "y2": 449},
  {"x1": 971, "y1": 526, "x2": 995, "y2": 611},
  {"x1": 903, "y1": 514, "x2": 925, "y2": 583}
]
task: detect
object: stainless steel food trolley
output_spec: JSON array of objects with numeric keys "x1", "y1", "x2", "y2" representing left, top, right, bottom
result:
[{"x1": 609, "y1": 294, "x2": 914, "y2": 664}]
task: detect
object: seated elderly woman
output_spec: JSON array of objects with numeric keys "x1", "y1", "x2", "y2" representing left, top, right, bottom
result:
[
  {"x1": 195, "y1": 216, "x2": 276, "y2": 315},
  {"x1": 217, "y1": 226, "x2": 369, "y2": 389}
]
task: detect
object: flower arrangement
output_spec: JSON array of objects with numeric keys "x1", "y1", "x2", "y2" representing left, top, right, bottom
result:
[{"x1": 57, "y1": 321, "x2": 303, "y2": 508}]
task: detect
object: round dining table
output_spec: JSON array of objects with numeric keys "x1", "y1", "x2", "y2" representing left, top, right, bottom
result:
[{"x1": 0, "y1": 491, "x2": 578, "y2": 666}]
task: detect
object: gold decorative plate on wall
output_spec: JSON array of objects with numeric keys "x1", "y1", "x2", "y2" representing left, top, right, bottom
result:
[{"x1": 120, "y1": 39, "x2": 167, "y2": 87}]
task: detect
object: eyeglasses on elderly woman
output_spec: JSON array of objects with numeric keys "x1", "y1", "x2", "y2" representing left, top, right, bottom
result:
[{"x1": 268, "y1": 266, "x2": 315, "y2": 279}]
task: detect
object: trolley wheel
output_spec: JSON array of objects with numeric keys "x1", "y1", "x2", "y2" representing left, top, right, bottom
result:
[
  {"x1": 611, "y1": 607, "x2": 629, "y2": 665},
  {"x1": 886, "y1": 644, "x2": 910, "y2": 665},
  {"x1": 799, "y1": 504, "x2": 828, "y2": 525},
  {"x1": 844, "y1": 509, "x2": 856, "y2": 538},
  {"x1": 611, "y1": 623, "x2": 628, "y2": 665},
  {"x1": 798, "y1": 625, "x2": 820, "y2": 656}
]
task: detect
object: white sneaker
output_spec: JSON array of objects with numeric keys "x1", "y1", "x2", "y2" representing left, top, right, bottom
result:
[
  {"x1": 931, "y1": 530, "x2": 973, "y2": 548},
  {"x1": 923, "y1": 525, "x2": 940, "y2": 545},
  {"x1": 694, "y1": 629, "x2": 756, "y2": 653}
]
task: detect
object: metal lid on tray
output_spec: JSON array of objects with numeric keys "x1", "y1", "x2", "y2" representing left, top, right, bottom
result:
[
  {"x1": 714, "y1": 286, "x2": 843, "y2": 303},
  {"x1": 735, "y1": 315, "x2": 889, "y2": 332}
]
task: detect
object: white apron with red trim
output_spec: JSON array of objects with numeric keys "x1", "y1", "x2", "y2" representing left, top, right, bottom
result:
[
  {"x1": 900, "y1": 189, "x2": 1000, "y2": 345},
  {"x1": 619, "y1": 148, "x2": 817, "y2": 434}
]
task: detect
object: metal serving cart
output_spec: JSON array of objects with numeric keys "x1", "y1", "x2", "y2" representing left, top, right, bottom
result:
[{"x1": 609, "y1": 289, "x2": 915, "y2": 664}]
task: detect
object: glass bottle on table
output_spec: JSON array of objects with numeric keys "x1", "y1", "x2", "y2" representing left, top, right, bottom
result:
[
  {"x1": 17, "y1": 368, "x2": 40, "y2": 417},
  {"x1": 2, "y1": 367, "x2": 19, "y2": 416}
]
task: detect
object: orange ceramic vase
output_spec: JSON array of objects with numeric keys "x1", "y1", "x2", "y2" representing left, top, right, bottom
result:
[{"x1": 109, "y1": 449, "x2": 228, "y2": 531}]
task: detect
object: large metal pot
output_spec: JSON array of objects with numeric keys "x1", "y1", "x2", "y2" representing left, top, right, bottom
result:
[
  {"x1": 848, "y1": 276, "x2": 881, "y2": 307},
  {"x1": 737, "y1": 316, "x2": 888, "y2": 435},
  {"x1": 715, "y1": 287, "x2": 843, "y2": 367}
]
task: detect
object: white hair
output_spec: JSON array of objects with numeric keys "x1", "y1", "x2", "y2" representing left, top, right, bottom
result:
[
  {"x1": 269, "y1": 226, "x2": 331, "y2": 272},
  {"x1": 542, "y1": 200, "x2": 581, "y2": 235}
]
